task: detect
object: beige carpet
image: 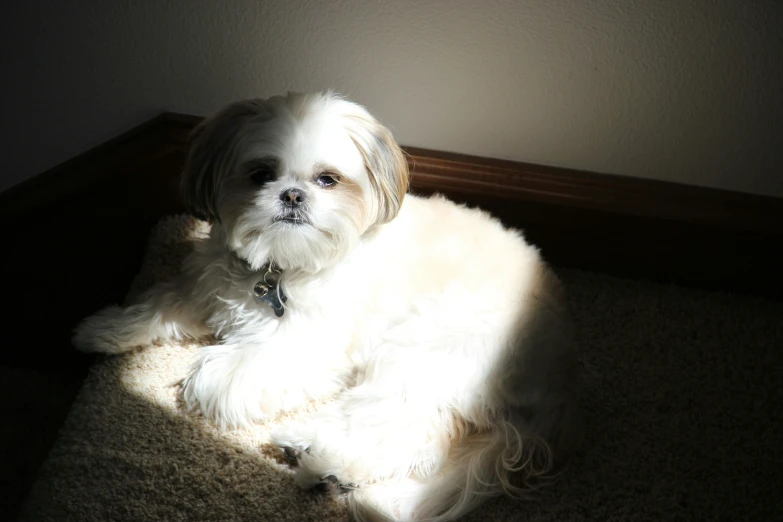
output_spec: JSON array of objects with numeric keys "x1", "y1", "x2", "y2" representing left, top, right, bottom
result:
[{"x1": 19, "y1": 215, "x2": 783, "y2": 522}]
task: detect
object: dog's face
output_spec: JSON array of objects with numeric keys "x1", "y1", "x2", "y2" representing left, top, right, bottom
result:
[{"x1": 182, "y1": 92, "x2": 409, "y2": 273}]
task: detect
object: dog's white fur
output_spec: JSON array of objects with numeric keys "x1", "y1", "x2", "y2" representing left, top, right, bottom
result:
[{"x1": 74, "y1": 92, "x2": 581, "y2": 522}]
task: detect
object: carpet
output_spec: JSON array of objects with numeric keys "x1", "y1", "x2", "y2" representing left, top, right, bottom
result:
[{"x1": 19, "y1": 215, "x2": 783, "y2": 521}]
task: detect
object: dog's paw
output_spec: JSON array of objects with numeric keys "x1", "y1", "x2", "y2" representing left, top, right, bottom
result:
[
  {"x1": 72, "y1": 309, "x2": 140, "y2": 354},
  {"x1": 182, "y1": 370, "x2": 254, "y2": 429},
  {"x1": 71, "y1": 328, "x2": 113, "y2": 353},
  {"x1": 283, "y1": 446, "x2": 302, "y2": 466},
  {"x1": 273, "y1": 430, "x2": 363, "y2": 492},
  {"x1": 182, "y1": 349, "x2": 283, "y2": 429},
  {"x1": 271, "y1": 427, "x2": 312, "y2": 467},
  {"x1": 313, "y1": 475, "x2": 356, "y2": 496}
]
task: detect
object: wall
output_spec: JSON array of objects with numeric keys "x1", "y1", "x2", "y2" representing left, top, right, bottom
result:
[{"x1": 3, "y1": 0, "x2": 782, "y2": 196}]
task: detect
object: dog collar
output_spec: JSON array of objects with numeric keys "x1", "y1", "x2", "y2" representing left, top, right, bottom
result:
[{"x1": 253, "y1": 263, "x2": 287, "y2": 317}]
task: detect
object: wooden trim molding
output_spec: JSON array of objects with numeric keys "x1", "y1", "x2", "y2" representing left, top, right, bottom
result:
[
  {"x1": 404, "y1": 147, "x2": 782, "y2": 234},
  {"x1": 2, "y1": 112, "x2": 782, "y2": 311}
]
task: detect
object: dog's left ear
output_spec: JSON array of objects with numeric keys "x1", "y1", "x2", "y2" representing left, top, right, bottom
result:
[
  {"x1": 341, "y1": 107, "x2": 410, "y2": 225},
  {"x1": 182, "y1": 100, "x2": 265, "y2": 222}
]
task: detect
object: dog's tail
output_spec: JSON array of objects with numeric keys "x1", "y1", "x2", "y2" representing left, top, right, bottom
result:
[{"x1": 348, "y1": 414, "x2": 580, "y2": 522}]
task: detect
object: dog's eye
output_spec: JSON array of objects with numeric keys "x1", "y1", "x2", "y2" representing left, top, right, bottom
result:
[
  {"x1": 315, "y1": 173, "x2": 339, "y2": 188},
  {"x1": 248, "y1": 160, "x2": 278, "y2": 186}
]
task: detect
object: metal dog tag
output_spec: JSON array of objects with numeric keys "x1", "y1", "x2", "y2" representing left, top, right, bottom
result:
[
  {"x1": 253, "y1": 265, "x2": 287, "y2": 317},
  {"x1": 253, "y1": 282, "x2": 270, "y2": 298}
]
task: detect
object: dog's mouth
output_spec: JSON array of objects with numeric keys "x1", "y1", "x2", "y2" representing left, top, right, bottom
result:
[{"x1": 273, "y1": 212, "x2": 310, "y2": 226}]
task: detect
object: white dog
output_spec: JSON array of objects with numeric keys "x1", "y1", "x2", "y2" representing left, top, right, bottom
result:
[{"x1": 74, "y1": 92, "x2": 581, "y2": 522}]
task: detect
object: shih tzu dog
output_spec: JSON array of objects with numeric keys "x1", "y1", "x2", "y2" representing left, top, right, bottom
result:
[{"x1": 73, "y1": 92, "x2": 581, "y2": 522}]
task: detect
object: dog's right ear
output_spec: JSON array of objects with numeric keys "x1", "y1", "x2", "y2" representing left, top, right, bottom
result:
[{"x1": 182, "y1": 100, "x2": 264, "y2": 222}]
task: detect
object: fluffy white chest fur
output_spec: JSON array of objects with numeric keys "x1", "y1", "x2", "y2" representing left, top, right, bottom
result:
[{"x1": 74, "y1": 92, "x2": 580, "y2": 522}]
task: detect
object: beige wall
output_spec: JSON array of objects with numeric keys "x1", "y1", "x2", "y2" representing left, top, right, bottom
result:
[{"x1": 3, "y1": 0, "x2": 782, "y2": 196}]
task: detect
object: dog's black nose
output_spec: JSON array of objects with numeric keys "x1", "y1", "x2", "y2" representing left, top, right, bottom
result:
[{"x1": 280, "y1": 188, "x2": 306, "y2": 206}]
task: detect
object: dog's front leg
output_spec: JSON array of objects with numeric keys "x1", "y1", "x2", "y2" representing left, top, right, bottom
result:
[
  {"x1": 182, "y1": 329, "x2": 354, "y2": 429},
  {"x1": 72, "y1": 279, "x2": 209, "y2": 354}
]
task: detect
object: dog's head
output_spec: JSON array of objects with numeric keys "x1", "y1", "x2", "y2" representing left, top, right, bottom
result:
[{"x1": 182, "y1": 92, "x2": 409, "y2": 273}]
